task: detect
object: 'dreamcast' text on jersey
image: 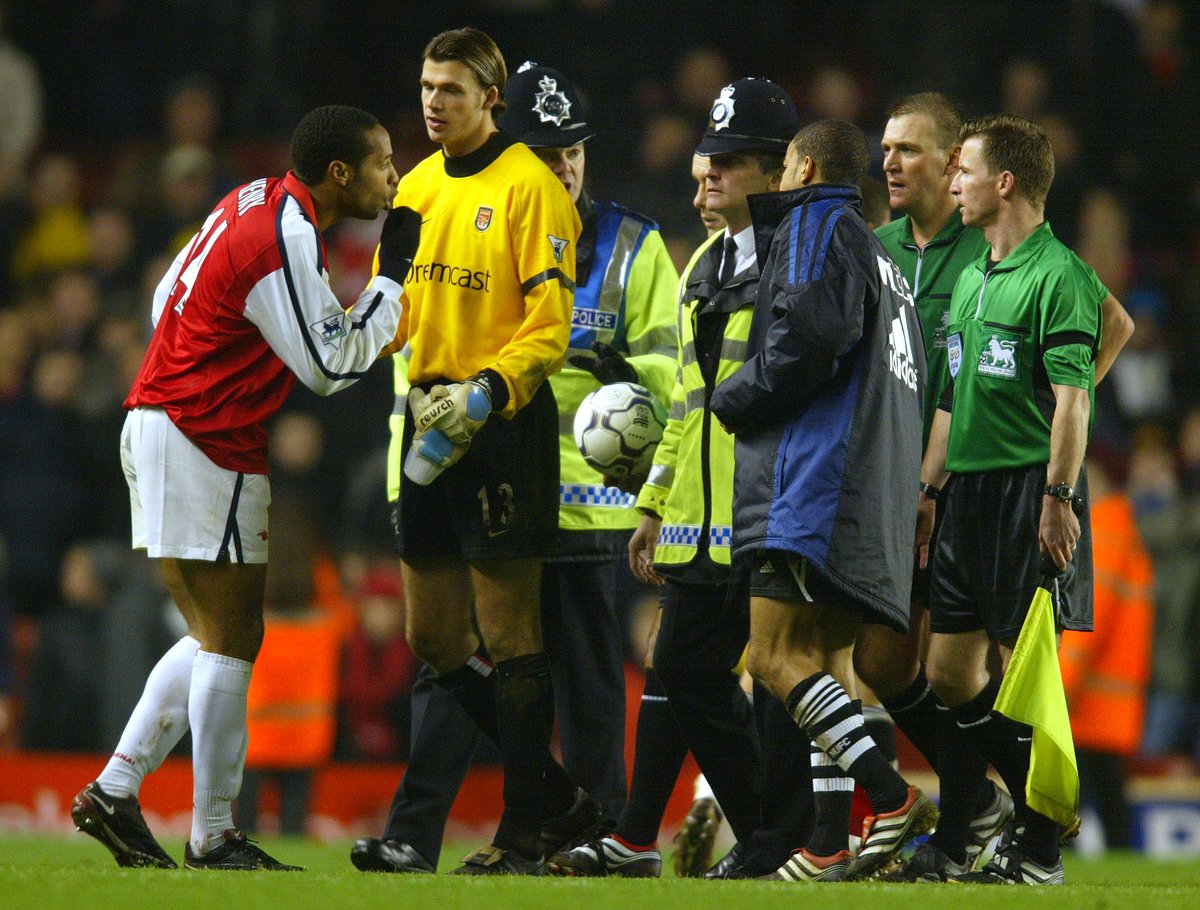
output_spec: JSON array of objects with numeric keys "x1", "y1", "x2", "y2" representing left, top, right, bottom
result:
[{"x1": 405, "y1": 260, "x2": 493, "y2": 292}]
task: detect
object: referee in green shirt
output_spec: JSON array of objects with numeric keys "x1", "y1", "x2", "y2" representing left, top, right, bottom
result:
[
  {"x1": 916, "y1": 114, "x2": 1130, "y2": 885},
  {"x1": 859, "y1": 92, "x2": 1004, "y2": 875}
]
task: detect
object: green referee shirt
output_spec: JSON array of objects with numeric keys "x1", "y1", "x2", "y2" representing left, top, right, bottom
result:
[
  {"x1": 876, "y1": 209, "x2": 989, "y2": 445},
  {"x1": 944, "y1": 221, "x2": 1106, "y2": 473}
]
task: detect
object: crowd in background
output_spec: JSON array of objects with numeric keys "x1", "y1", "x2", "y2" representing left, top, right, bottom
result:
[{"x1": 1, "y1": 0, "x2": 1199, "y2": 803}]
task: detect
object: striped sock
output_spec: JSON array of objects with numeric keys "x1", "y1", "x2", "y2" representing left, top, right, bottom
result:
[
  {"x1": 807, "y1": 743, "x2": 853, "y2": 855},
  {"x1": 786, "y1": 674, "x2": 907, "y2": 814}
]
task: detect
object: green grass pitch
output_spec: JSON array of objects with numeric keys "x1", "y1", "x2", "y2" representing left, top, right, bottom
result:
[{"x1": 3, "y1": 835, "x2": 1199, "y2": 910}]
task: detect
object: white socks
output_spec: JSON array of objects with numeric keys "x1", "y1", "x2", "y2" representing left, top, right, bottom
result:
[
  {"x1": 97, "y1": 635, "x2": 200, "y2": 799},
  {"x1": 189, "y1": 649, "x2": 253, "y2": 855}
]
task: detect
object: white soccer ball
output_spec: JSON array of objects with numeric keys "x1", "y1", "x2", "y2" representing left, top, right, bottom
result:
[{"x1": 573, "y1": 382, "x2": 668, "y2": 480}]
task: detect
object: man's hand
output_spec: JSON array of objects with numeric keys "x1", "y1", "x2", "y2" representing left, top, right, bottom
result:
[
  {"x1": 409, "y1": 380, "x2": 492, "y2": 445},
  {"x1": 377, "y1": 206, "x2": 422, "y2": 282},
  {"x1": 629, "y1": 513, "x2": 663, "y2": 586},
  {"x1": 1039, "y1": 497, "x2": 1081, "y2": 572},
  {"x1": 569, "y1": 341, "x2": 638, "y2": 385}
]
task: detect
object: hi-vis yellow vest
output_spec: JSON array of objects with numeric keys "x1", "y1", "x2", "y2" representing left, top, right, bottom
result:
[{"x1": 635, "y1": 232, "x2": 754, "y2": 568}]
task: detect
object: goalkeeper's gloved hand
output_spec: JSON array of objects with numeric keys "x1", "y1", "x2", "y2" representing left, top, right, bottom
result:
[
  {"x1": 377, "y1": 206, "x2": 422, "y2": 281},
  {"x1": 568, "y1": 341, "x2": 638, "y2": 385},
  {"x1": 409, "y1": 373, "x2": 499, "y2": 445}
]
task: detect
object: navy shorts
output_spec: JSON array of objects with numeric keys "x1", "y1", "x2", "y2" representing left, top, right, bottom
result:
[
  {"x1": 929, "y1": 464, "x2": 1093, "y2": 640},
  {"x1": 394, "y1": 381, "x2": 559, "y2": 561}
]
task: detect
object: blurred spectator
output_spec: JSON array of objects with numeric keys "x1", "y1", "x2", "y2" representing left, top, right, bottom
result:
[
  {"x1": 42, "y1": 268, "x2": 101, "y2": 352},
  {"x1": 10, "y1": 154, "x2": 90, "y2": 285},
  {"x1": 336, "y1": 567, "x2": 417, "y2": 762},
  {"x1": 0, "y1": 350, "x2": 99, "y2": 617},
  {"x1": 1060, "y1": 462, "x2": 1154, "y2": 850},
  {"x1": 1078, "y1": 188, "x2": 1172, "y2": 443},
  {"x1": 1037, "y1": 111, "x2": 1086, "y2": 248},
  {"x1": 672, "y1": 46, "x2": 732, "y2": 124},
  {"x1": 21, "y1": 541, "x2": 119, "y2": 749},
  {"x1": 88, "y1": 204, "x2": 143, "y2": 319},
  {"x1": 1131, "y1": 416, "x2": 1200, "y2": 760},
  {"x1": 158, "y1": 144, "x2": 220, "y2": 255},
  {"x1": 1000, "y1": 57, "x2": 1052, "y2": 120},
  {"x1": 0, "y1": 307, "x2": 34, "y2": 400},
  {"x1": 21, "y1": 540, "x2": 181, "y2": 752},
  {"x1": 0, "y1": 2, "x2": 44, "y2": 305},
  {"x1": 1125, "y1": 0, "x2": 1198, "y2": 250},
  {"x1": 617, "y1": 111, "x2": 703, "y2": 259},
  {"x1": 0, "y1": 3, "x2": 42, "y2": 201},
  {"x1": 806, "y1": 65, "x2": 864, "y2": 123},
  {"x1": 113, "y1": 74, "x2": 236, "y2": 258}
]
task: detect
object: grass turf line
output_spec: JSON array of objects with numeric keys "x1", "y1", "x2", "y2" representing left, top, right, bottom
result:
[{"x1": 2, "y1": 835, "x2": 1198, "y2": 910}]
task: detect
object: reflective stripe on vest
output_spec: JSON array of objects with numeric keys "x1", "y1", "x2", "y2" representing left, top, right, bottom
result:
[
  {"x1": 560, "y1": 483, "x2": 637, "y2": 508},
  {"x1": 658, "y1": 523, "x2": 733, "y2": 550},
  {"x1": 568, "y1": 213, "x2": 645, "y2": 351}
]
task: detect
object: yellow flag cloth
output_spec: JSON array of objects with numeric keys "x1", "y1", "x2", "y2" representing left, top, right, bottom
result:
[{"x1": 994, "y1": 584, "x2": 1080, "y2": 827}]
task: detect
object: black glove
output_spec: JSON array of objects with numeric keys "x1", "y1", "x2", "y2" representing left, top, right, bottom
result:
[
  {"x1": 377, "y1": 206, "x2": 422, "y2": 281},
  {"x1": 568, "y1": 341, "x2": 638, "y2": 385}
]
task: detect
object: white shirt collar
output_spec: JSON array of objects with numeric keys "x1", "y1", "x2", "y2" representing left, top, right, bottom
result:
[{"x1": 722, "y1": 224, "x2": 756, "y2": 279}]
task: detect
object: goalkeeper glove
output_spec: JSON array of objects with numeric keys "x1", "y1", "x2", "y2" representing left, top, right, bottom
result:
[
  {"x1": 377, "y1": 206, "x2": 422, "y2": 282},
  {"x1": 568, "y1": 341, "x2": 638, "y2": 385},
  {"x1": 409, "y1": 375, "x2": 496, "y2": 445}
]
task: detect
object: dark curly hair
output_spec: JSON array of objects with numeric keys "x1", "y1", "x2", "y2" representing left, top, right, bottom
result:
[{"x1": 289, "y1": 105, "x2": 380, "y2": 185}]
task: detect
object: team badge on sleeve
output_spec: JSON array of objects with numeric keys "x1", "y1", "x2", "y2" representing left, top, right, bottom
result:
[
  {"x1": 311, "y1": 313, "x2": 347, "y2": 349},
  {"x1": 710, "y1": 84, "x2": 736, "y2": 131},
  {"x1": 475, "y1": 206, "x2": 493, "y2": 232},
  {"x1": 547, "y1": 235, "x2": 569, "y2": 263}
]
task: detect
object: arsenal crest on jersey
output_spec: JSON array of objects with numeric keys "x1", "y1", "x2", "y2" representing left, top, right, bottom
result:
[{"x1": 475, "y1": 206, "x2": 493, "y2": 232}]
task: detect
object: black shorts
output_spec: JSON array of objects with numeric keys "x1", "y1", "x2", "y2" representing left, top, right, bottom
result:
[
  {"x1": 394, "y1": 380, "x2": 559, "y2": 561},
  {"x1": 929, "y1": 464, "x2": 1093, "y2": 640},
  {"x1": 749, "y1": 550, "x2": 851, "y2": 603}
]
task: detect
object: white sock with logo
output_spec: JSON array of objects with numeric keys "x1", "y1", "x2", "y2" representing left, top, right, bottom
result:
[
  {"x1": 97, "y1": 635, "x2": 200, "y2": 799},
  {"x1": 188, "y1": 649, "x2": 253, "y2": 856}
]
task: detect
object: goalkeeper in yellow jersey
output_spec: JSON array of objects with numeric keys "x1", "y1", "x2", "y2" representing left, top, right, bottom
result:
[{"x1": 378, "y1": 27, "x2": 588, "y2": 875}]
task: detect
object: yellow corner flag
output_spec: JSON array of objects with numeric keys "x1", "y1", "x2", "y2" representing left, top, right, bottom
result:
[{"x1": 993, "y1": 581, "x2": 1080, "y2": 827}]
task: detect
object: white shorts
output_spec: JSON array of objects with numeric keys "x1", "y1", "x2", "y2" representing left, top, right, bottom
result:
[{"x1": 121, "y1": 407, "x2": 271, "y2": 564}]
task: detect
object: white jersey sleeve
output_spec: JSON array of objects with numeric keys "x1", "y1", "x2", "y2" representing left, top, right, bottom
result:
[
  {"x1": 243, "y1": 201, "x2": 403, "y2": 396},
  {"x1": 149, "y1": 244, "x2": 189, "y2": 329}
]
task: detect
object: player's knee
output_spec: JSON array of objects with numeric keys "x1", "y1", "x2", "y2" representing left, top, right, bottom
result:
[
  {"x1": 201, "y1": 616, "x2": 263, "y2": 662},
  {"x1": 406, "y1": 624, "x2": 470, "y2": 673},
  {"x1": 743, "y1": 642, "x2": 781, "y2": 695},
  {"x1": 853, "y1": 643, "x2": 915, "y2": 699},
  {"x1": 924, "y1": 658, "x2": 972, "y2": 707}
]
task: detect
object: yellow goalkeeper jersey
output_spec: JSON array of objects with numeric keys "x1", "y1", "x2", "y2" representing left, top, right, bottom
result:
[{"x1": 389, "y1": 131, "x2": 581, "y2": 416}]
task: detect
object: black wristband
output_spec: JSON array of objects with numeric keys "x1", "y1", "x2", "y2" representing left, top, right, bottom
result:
[
  {"x1": 469, "y1": 369, "x2": 509, "y2": 412},
  {"x1": 919, "y1": 481, "x2": 942, "y2": 500}
]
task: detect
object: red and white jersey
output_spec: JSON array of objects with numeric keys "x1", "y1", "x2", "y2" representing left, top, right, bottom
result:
[{"x1": 126, "y1": 172, "x2": 402, "y2": 474}]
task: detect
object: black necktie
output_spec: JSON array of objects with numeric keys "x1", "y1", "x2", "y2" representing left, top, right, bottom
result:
[{"x1": 719, "y1": 236, "x2": 738, "y2": 287}]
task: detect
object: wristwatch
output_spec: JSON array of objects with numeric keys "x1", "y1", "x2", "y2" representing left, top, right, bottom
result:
[
  {"x1": 918, "y1": 481, "x2": 942, "y2": 500},
  {"x1": 1044, "y1": 483, "x2": 1077, "y2": 503}
]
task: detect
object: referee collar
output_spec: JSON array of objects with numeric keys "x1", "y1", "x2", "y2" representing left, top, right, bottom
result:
[
  {"x1": 977, "y1": 221, "x2": 1055, "y2": 274},
  {"x1": 443, "y1": 131, "x2": 516, "y2": 178}
]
